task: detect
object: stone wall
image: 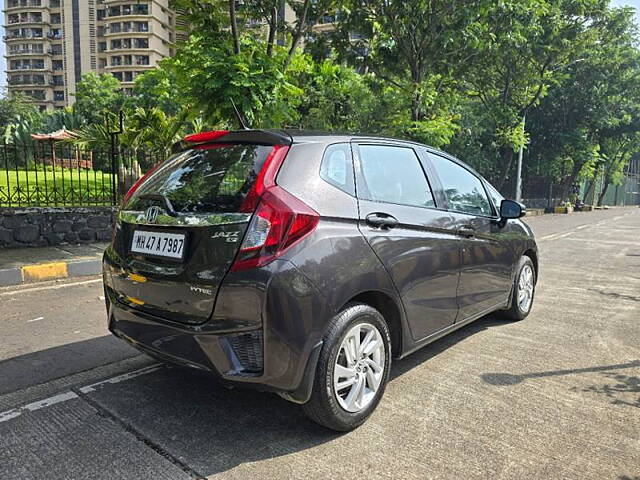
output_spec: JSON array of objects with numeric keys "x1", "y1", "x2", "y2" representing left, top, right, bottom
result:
[{"x1": 0, "y1": 207, "x2": 116, "y2": 248}]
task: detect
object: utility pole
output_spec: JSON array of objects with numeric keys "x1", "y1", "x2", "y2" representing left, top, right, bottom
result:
[{"x1": 515, "y1": 115, "x2": 525, "y2": 203}]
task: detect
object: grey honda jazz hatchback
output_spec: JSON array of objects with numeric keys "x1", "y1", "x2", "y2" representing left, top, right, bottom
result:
[{"x1": 103, "y1": 129, "x2": 538, "y2": 431}]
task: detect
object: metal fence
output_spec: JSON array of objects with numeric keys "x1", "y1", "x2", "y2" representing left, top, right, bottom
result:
[{"x1": 0, "y1": 142, "x2": 163, "y2": 208}]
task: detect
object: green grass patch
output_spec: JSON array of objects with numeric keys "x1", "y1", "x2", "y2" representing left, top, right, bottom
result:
[{"x1": 0, "y1": 169, "x2": 115, "y2": 207}]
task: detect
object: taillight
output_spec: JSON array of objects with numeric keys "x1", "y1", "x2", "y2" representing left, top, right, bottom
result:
[
  {"x1": 122, "y1": 162, "x2": 161, "y2": 206},
  {"x1": 231, "y1": 186, "x2": 319, "y2": 272},
  {"x1": 239, "y1": 145, "x2": 289, "y2": 213}
]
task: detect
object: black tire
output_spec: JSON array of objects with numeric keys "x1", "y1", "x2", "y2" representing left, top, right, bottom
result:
[
  {"x1": 503, "y1": 255, "x2": 536, "y2": 321},
  {"x1": 302, "y1": 303, "x2": 392, "y2": 431}
]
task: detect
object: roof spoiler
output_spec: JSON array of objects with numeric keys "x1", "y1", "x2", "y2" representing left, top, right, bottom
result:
[{"x1": 171, "y1": 129, "x2": 292, "y2": 154}]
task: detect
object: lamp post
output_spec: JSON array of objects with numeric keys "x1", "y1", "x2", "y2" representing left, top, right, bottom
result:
[{"x1": 515, "y1": 115, "x2": 525, "y2": 203}]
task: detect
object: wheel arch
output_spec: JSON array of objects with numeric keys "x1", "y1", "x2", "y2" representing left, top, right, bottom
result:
[{"x1": 340, "y1": 290, "x2": 404, "y2": 359}]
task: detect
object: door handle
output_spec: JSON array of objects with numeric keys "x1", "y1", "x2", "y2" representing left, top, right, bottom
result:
[
  {"x1": 457, "y1": 225, "x2": 476, "y2": 237},
  {"x1": 365, "y1": 212, "x2": 399, "y2": 229}
]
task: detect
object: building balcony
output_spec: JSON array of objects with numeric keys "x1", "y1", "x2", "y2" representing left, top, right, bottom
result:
[
  {"x1": 102, "y1": 26, "x2": 152, "y2": 36},
  {"x1": 4, "y1": 34, "x2": 45, "y2": 41},
  {"x1": 4, "y1": 1, "x2": 45, "y2": 11},
  {"x1": 8, "y1": 80, "x2": 49, "y2": 87},
  {"x1": 7, "y1": 66, "x2": 50, "y2": 72},
  {"x1": 5, "y1": 17, "x2": 44, "y2": 26},
  {"x1": 6, "y1": 48, "x2": 49, "y2": 56},
  {"x1": 105, "y1": 61, "x2": 151, "y2": 69}
]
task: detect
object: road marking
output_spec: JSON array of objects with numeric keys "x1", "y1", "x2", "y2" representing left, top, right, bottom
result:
[
  {"x1": 0, "y1": 391, "x2": 78, "y2": 423},
  {"x1": 27, "y1": 316, "x2": 44, "y2": 323},
  {"x1": 538, "y1": 231, "x2": 575, "y2": 241},
  {"x1": 0, "y1": 278, "x2": 102, "y2": 296},
  {"x1": 79, "y1": 364, "x2": 163, "y2": 394},
  {"x1": 575, "y1": 225, "x2": 589, "y2": 230},
  {"x1": 0, "y1": 364, "x2": 162, "y2": 424}
]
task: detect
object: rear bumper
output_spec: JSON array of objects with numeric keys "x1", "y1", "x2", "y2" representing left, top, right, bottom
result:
[{"x1": 104, "y1": 256, "x2": 328, "y2": 401}]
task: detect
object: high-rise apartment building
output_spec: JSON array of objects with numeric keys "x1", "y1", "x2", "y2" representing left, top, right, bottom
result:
[{"x1": 3, "y1": 0, "x2": 181, "y2": 110}]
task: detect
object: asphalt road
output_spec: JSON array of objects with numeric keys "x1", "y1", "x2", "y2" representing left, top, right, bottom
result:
[{"x1": 0, "y1": 207, "x2": 638, "y2": 479}]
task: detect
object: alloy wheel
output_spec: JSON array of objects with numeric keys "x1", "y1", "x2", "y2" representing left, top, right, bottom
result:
[
  {"x1": 518, "y1": 264, "x2": 535, "y2": 313},
  {"x1": 333, "y1": 323, "x2": 386, "y2": 413}
]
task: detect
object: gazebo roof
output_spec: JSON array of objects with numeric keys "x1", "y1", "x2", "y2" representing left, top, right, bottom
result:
[{"x1": 30, "y1": 127, "x2": 78, "y2": 141}]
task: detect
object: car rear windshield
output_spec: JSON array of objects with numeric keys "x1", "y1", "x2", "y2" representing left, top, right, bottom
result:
[{"x1": 126, "y1": 144, "x2": 273, "y2": 213}]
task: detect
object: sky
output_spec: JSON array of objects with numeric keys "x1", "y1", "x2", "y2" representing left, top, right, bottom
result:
[{"x1": 0, "y1": 1, "x2": 639, "y2": 90}]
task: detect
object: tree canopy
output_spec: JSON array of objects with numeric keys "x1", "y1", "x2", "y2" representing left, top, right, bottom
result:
[{"x1": 2, "y1": 0, "x2": 640, "y2": 206}]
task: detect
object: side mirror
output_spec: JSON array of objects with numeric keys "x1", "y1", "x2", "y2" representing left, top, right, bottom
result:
[{"x1": 500, "y1": 199, "x2": 526, "y2": 219}]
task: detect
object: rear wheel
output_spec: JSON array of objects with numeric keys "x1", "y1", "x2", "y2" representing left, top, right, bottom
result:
[
  {"x1": 303, "y1": 303, "x2": 391, "y2": 431},
  {"x1": 503, "y1": 255, "x2": 536, "y2": 320}
]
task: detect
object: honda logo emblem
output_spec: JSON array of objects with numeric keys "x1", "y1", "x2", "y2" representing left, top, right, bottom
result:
[{"x1": 145, "y1": 206, "x2": 161, "y2": 223}]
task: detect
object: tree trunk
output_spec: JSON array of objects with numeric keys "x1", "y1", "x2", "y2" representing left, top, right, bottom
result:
[
  {"x1": 597, "y1": 181, "x2": 610, "y2": 206},
  {"x1": 582, "y1": 179, "x2": 595, "y2": 204},
  {"x1": 266, "y1": 6, "x2": 277, "y2": 57},
  {"x1": 284, "y1": 0, "x2": 310, "y2": 70},
  {"x1": 497, "y1": 147, "x2": 514, "y2": 191},
  {"x1": 229, "y1": 0, "x2": 240, "y2": 55}
]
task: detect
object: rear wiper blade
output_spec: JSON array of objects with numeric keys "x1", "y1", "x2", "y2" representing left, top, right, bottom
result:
[{"x1": 138, "y1": 193, "x2": 178, "y2": 217}]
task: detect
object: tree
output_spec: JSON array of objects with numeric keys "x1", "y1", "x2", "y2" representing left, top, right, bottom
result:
[
  {"x1": 331, "y1": 0, "x2": 484, "y2": 146},
  {"x1": 525, "y1": 6, "x2": 640, "y2": 202},
  {"x1": 73, "y1": 73, "x2": 126, "y2": 126},
  {"x1": 463, "y1": 0, "x2": 609, "y2": 190},
  {"x1": 131, "y1": 67, "x2": 182, "y2": 116},
  {"x1": 292, "y1": 59, "x2": 376, "y2": 131},
  {"x1": 0, "y1": 91, "x2": 40, "y2": 129}
]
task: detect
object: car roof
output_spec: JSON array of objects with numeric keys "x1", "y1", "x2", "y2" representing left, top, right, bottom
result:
[
  {"x1": 177, "y1": 128, "x2": 486, "y2": 181},
  {"x1": 271, "y1": 130, "x2": 485, "y2": 178}
]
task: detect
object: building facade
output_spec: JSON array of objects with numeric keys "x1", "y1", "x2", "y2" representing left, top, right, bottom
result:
[{"x1": 4, "y1": 0, "x2": 180, "y2": 110}]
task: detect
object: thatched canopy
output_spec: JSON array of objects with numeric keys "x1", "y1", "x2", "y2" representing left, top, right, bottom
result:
[{"x1": 30, "y1": 128, "x2": 78, "y2": 141}]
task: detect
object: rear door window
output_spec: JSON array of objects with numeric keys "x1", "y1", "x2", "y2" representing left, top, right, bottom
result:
[
  {"x1": 356, "y1": 144, "x2": 436, "y2": 208},
  {"x1": 127, "y1": 144, "x2": 273, "y2": 213}
]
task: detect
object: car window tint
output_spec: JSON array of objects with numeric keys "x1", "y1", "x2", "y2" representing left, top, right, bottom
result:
[
  {"x1": 428, "y1": 153, "x2": 492, "y2": 216},
  {"x1": 127, "y1": 144, "x2": 273, "y2": 213},
  {"x1": 357, "y1": 145, "x2": 435, "y2": 208},
  {"x1": 320, "y1": 143, "x2": 355, "y2": 196}
]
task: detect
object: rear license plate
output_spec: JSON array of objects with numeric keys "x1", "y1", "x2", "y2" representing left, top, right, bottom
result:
[{"x1": 131, "y1": 230, "x2": 186, "y2": 259}]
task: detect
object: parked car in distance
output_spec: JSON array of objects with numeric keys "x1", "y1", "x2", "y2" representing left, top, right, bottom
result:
[{"x1": 102, "y1": 130, "x2": 538, "y2": 431}]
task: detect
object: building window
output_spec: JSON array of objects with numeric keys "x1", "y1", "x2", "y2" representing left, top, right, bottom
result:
[
  {"x1": 97, "y1": 9, "x2": 106, "y2": 20},
  {"x1": 134, "y1": 55, "x2": 149, "y2": 65},
  {"x1": 112, "y1": 72, "x2": 123, "y2": 81},
  {"x1": 51, "y1": 45, "x2": 63, "y2": 55},
  {"x1": 54, "y1": 91, "x2": 64, "y2": 102},
  {"x1": 132, "y1": 4, "x2": 148, "y2": 15},
  {"x1": 98, "y1": 41, "x2": 107, "y2": 52},
  {"x1": 50, "y1": 13, "x2": 61, "y2": 24},
  {"x1": 110, "y1": 22, "x2": 121, "y2": 33},
  {"x1": 52, "y1": 60, "x2": 63, "y2": 70},
  {"x1": 53, "y1": 75, "x2": 63, "y2": 86},
  {"x1": 133, "y1": 38, "x2": 148, "y2": 48}
]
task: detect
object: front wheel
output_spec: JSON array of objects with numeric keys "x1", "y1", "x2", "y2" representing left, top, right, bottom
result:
[
  {"x1": 503, "y1": 255, "x2": 536, "y2": 320},
  {"x1": 302, "y1": 303, "x2": 391, "y2": 431}
]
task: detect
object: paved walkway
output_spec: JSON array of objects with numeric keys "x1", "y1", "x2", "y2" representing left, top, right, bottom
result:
[{"x1": 0, "y1": 243, "x2": 108, "y2": 286}]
